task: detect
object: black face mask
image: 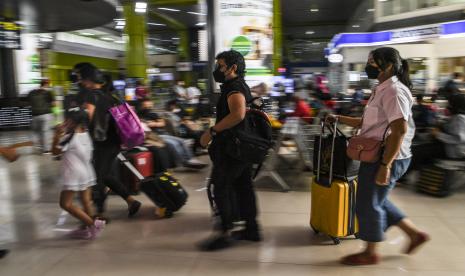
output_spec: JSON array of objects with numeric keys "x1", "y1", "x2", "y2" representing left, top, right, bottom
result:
[
  {"x1": 365, "y1": 64, "x2": 381, "y2": 79},
  {"x1": 213, "y1": 67, "x2": 226, "y2": 83}
]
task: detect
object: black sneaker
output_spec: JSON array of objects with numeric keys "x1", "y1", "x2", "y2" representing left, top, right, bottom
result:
[
  {"x1": 128, "y1": 200, "x2": 142, "y2": 218},
  {"x1": 183, "y1": 160, "x2": 208, "y2": 170},
  {"x1": 231, "y1": 229, "x2": 262, "y2": 242},
  {"x1": 198, "y1": 233, "x2": 234, "y2": 251},
  {"x1": 0, "y1": 249, "x2": 9, "y2": 259}
]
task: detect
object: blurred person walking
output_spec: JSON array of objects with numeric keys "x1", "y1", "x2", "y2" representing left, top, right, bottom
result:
[
  {"x1": 52, "y1": 108, "x2": 105, "y2": 239},
  {"x1": 80, "y1": 64, "x2": 142, "y2": 221},
  {"x1": 329, "y1": 47, "x2": 430, "y2": 265},
  {"x1": 0, "y1": 141, "x2": 35, "y2": 257},
  {"x1": 28, "y1": 79, "x2": 55, "y2": 153}
]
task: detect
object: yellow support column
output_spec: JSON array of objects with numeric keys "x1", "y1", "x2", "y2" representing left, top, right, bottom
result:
[{"x1": 124, "y1": 2, "x2": 148, "y2": 79}]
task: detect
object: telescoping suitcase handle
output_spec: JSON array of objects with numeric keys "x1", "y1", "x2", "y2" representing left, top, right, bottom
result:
[
  {"x1": 117, "y1": 152, "x2": 145, "y2": 181},
  {"x1": 316, "y1": 117, "x2": 339, "y2": 185}
]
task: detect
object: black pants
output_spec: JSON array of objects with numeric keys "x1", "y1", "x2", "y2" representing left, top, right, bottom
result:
[
  {"x1": 209, "y1": 158, "x2": 258, "y2": 232},
  {"x1": 93, "y1": 144, "x2": 131, "y2": 214}
]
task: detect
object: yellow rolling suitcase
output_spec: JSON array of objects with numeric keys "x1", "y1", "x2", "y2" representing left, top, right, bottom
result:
[{"x1": 310, "y1": 120, "x2": 358, "y2": 244}]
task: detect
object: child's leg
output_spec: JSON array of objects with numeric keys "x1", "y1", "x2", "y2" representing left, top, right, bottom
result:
[
  {"x1": 59, "y1": 191, "x2": 94, "y2": 226},
  {"x1": 79, "y1": 188, "x2": 94, "y2": 218}
]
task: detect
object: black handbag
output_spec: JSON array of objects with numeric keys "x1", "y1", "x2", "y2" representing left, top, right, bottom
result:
[{"x1": 313, "y1": 120, "x2": 360, "y2": 185}]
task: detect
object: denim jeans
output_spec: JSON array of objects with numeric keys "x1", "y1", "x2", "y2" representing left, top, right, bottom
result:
[
  {"x1": 159, "y1": 135, "x2": 193, "y2": 165},
  {"x1": 356, "y1": 158, "x2": 411, "y2": 242}
]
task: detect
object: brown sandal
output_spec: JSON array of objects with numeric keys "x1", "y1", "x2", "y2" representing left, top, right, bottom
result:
[
  {"x1": 405, "y1": 232, "x2": 430, "y2": 255},
  {"x1": 341, "y1": 252, "x2": 380, "y2": 266}
]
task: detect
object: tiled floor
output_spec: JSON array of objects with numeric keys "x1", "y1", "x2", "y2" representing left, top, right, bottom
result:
[{"x1": 1, "y1": 131, "x2": 465, "y2": 275}]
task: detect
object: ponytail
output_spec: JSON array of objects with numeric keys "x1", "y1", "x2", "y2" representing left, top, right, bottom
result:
[{"x1": 398, "y1": 59, "x2": 412, "y2": 90}]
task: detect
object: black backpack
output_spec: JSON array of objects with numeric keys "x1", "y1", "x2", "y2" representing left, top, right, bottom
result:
[{"x1": 224, "y1": 97, "x2": 273, "y2": 165}]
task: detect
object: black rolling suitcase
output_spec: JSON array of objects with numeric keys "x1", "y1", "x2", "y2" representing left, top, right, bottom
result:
[
  {"x1": 117, "y1": 153, "x2": 188, "y2": 215},
  {"x1": 417, "y1": 162, "x2": 465, "y2": 197}
]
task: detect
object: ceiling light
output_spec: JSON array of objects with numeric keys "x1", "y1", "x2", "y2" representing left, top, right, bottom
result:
[
  {"x1": 115, "y1": 40, "x2": 125, "y2": 44},
  {"x1": 306, "y1": 31, "x2": 315, "y2": 35},
  {"x1": 148, "y1": 23, "x2": 166, "y2": 26},
  {"x1": 352, "y1": 25, "x2": 360, "y2": 28},
  {"x1": 135, "y1": 8, "x2": 146, "y2": 13},
  {"x1": 312, "y1": 42, "x2": 320, "y2": 45},
  {"x1": 101, "y1": 37, "x2": 114, "y2": 41},
  {"x1": 196, "y1": 22, "x2": 207, "y2": 26},
  {"x1": 367, "y1": 8, "x2": 375, "y2": 12},
  {"x1": 80, "y1": 32, "x2": 95, "y2": 36},
  {"x1": 188, "y1": 11, "x2": 206, "y2": 16},
  {"x1": 378, "y1": 0, "x2": 388, "y2": 2},
  {"x1": 172, "y1": 37, "x2": 180, "y2": 40},
  {"x1": 115, "y1": 26, "x2": 124, "y2": 30},
  {"x1": 135, "y1": 2, "x2": 147, "y2": 9},
  {"x1": 310, "y1": 9, "x2": 319, "y2": 12},
  {"x1": 158, "y1": 7, "x2": 180, "y2": 12}
]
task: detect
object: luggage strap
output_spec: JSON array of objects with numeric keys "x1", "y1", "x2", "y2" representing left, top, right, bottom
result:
[{"x1": 117, "y1": 153, "x2": 145, "y2": 181}]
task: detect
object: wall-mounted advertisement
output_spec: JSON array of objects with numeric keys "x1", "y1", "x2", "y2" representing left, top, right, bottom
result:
[
  {"x1": 15, "y1": 34, "x2": 42, "y2": 95},
  {"x1": 214, "y1": 0, "x2": 274, "y2": 87},
  {"x1": 0, "y1": 21, "x2": 21, "y2": 49}
]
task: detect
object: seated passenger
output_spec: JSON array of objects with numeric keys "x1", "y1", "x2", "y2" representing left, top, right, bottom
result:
[
  {"x1": 138, "y1": 99, "x2": 207, "y2": 169},
  {"x1": 412, "y1": 94, "x2": 437, "y2": 130},
  {"x1": 287, "y1": 94, "x2": 313, "y2": 123},
  {"x1": 165, "y1": 100, "x2": 204, "y2": 155},
  {"x1": 432, "y1": 93, "x2": 465, "y2": 159},
  {"x1": 410, "y1": 93, "x2": 465, "y2": 170}
]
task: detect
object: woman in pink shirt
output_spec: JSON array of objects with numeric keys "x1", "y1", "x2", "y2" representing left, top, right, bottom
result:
[{"x1": 329, "y1": 47, "x2": 430, "y2": 265}]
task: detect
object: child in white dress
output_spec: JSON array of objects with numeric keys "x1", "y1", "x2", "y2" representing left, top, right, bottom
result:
[{"x1": 52, "y1": 108, "x2": 105, "y2": 239}]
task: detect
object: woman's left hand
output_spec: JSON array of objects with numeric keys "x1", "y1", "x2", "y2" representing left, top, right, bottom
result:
[
  {"x1": 375, "y1": 165, "x2": 391, "y2": 186},
  {"x1": 200, "y1": 130, "x2": 212, "y2": 148}
]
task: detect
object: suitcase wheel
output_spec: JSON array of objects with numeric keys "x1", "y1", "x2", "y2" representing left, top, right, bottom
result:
[
  {"x1": 354, "y1": 233, "x2": 360, "y2": 239},
  {"x1": 331, "y1": 237, "x2": 340, "y2": 245}
]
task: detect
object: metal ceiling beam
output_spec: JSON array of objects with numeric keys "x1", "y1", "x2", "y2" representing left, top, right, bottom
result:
[
  {"x1": 149, "y1": 0, "x2": 198, "y2": 6},
  {"x1": 283, "y1": 21, "x2": 348, "y2": 27}
]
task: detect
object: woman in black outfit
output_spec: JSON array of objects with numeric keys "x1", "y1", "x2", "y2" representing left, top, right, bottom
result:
[
  {"x1": 78, "y1": 64, "x2": 141, "y2": 220},
  {"x1": 199, "y1": 50, "x2": 261, "y2": 251}
]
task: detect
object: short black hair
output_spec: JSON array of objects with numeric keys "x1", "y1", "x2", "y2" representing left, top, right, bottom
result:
[
  {"x1": 73, "y1": 62, "x2": 96, "y2": 72},
  {"x1": 453, "y1": 72, "x2": 462, "y2": 79},
  {"x1": 215, "y1": 50, "x2": 246, "y2": 77},
  {"x1": 416, "y1": 94, "x2": 424, "y2": 102},
  {"x1": 79, "y1": 65, "x2": 104, "y2": 84}
]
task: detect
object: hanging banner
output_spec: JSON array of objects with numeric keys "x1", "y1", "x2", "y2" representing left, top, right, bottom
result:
[{"x1": 214, "y1": 0, "x2": 274, "y2": 87}]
